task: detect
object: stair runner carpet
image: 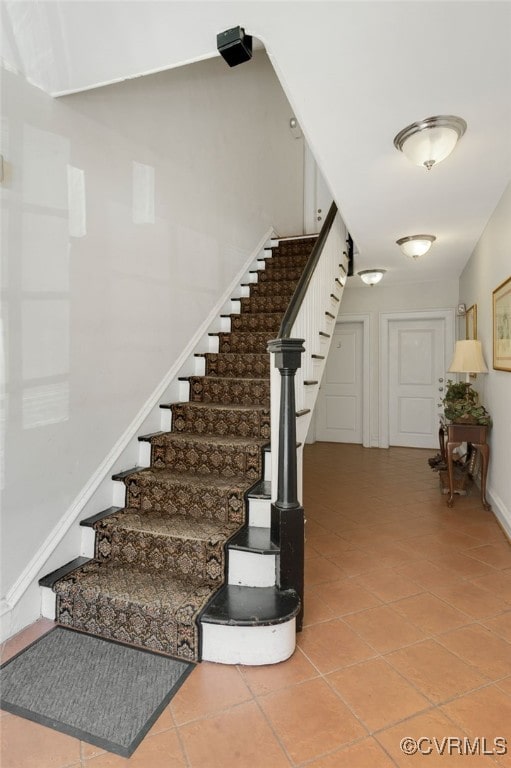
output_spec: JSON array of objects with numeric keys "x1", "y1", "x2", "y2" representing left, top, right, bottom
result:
[{"x1": 51, "y1": 238, "x2": 315, "y2": 662}]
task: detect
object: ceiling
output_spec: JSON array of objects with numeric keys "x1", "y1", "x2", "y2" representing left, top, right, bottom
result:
[{"x1": 3, "y1": 1, "x2": 511, "y2": 285}]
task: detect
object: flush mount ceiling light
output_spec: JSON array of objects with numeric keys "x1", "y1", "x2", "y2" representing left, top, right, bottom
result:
[
  {"x1": 396, "y1": 235, "x2": 436, "y2": 259},
  {"x1": 357, "y1": 269, "x2": 386, "y2": 286},
  {"x1": 393, "y1": 115, "x2": 467, "y2": 170}
]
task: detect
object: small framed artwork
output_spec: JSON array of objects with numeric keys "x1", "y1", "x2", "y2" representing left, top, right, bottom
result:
[
  {"x1": 465, "y1": 304, "x2": 477, "y2": 340},
  {"x1": 493, "y1": 276, "x2": 511, "y2": 371}
]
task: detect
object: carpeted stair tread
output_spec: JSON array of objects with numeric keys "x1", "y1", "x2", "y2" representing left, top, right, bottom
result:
[
  {"x1": 150, "y1": 432, "x2": 268, "y2": 449},
  {"x1": 245, "y1": 279, "x2": 299, "y2": 297},
  {"x1": 253, "y1": 266, "x2": 304, "y2": 282},
  {"x1": 96, "y1": 508, "x2": 239, "y2": 543},
  {"x1": 200, "y1": 353, "x2": 270, "y2": 378},
  {"x1": 54, "y1": 561, "x2": 219, "y2": 659},
  {"x1": 214, "y1": 331, "x2": 276, "y2": 354},
  {"x1": 149, "y1": 432, "x2": 267, "y2": 479},
  {"x1": 272, "y1": 237, "x2": 317, "y2": 256},
  {"x1": 93, "y1": 509, "x2": 239, "y2": 582},
  {"x1": 55, "y1": 561, "x2": 208, "y2": 606},
  {"x1": 238, "y1": 295, "x2": 295, "y2": 314},
  {"x1": 185, "y1": 375, "x2": 270, "y2": 405},
  {"x1": 173, "y1": 401, "x2": 268, "y2": 413},
  {"x1": 125, "y1": 466, "x2": 254, "y2": 493},
  {"x1": 170, "y1": 401, "x2": 270, "y2": 439},
  {"x1": 123, "y1": 467, "x2": 251, "y2": 524},
  {"x1": 263, "y1": 254, "x2": 310, "y2": 269},
  {"x1": 229, "y1": 313, "x2": 283, "y2": 333}
]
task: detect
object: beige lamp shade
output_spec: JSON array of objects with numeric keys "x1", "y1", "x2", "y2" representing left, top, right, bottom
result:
[{"x1": 448, "y1": 340, "x2": 488, "y2": 375}]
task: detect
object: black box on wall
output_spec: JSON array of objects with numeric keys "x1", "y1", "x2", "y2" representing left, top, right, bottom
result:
[{"x1": 217, "y1": 26, "x2": 253, "y2": 67}]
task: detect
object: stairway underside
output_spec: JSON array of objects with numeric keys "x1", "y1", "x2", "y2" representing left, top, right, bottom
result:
[{"x1": 50, "y1": 237, "x2": 315, "y2": 661}]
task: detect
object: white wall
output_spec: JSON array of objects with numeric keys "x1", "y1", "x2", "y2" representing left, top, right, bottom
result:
[
  {"x1": 459, "y1": 182, "x2": 511, "y2": 535},
  {"x1": 338, "y1": 278, "x2": 459, "y2": 446},
  {"x1": 3, "y1": 2, "x2": 510, "y2": 288},
  {"x1": 0, "y1": 52, "x2": 303, "y2": 615}
]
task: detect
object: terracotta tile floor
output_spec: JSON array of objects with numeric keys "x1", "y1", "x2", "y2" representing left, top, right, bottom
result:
[{"x1": 2, "y1": 443, "x2": 511, "y2": 767}]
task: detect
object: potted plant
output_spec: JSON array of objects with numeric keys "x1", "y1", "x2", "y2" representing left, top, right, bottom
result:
[{"x1": 442, "y1": 380, "x2": 491, "y2": 426}]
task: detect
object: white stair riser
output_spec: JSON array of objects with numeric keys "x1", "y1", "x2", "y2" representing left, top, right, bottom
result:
[
  {"x1": 113, "y1": 479, "x2": 126, "y2": 507},
  {"x1": 264, "y1": 452, "x2": 271, "y2": 481},
  {"x1": 208, "y1": 336, "x2": 219, "y2": 353},
  {"x1": 81, "y1": 526, "x2": 96, "y2": 558},
  {"x1": 248, "y1": 498, "x2": 271, "y2": 527},
  {"x1": 201, "y1": 619, "x2": 296, "y2": 665},
  {"x1": 138, "y1": 440, "x2": 152, "y2": 467},
  {"x1": 160, "y1": 408, "x2": 172, "y2": 432},
  {"x1": 178, "y1": 380, "x2": 191, "y2": 401},
  {"x1": 41, "y1": 586, "x2": 56, "y2": 620},
  {"x1": 228, "y1": 550, "x2": 276, "y2": 587}
]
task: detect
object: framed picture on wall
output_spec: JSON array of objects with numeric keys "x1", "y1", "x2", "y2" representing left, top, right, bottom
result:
[
  {"x1": 465, "y1": 304, "x2": 477, "y2": 340},
  {"x1": 493, "y1": 276, "x2": 511, "y2": 371}
]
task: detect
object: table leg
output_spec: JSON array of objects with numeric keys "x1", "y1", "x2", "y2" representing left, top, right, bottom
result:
[
  {"x1": 446, "y1": 440, "x2": 462, "y2": 508},
  {"x1": 474, "y1": 442, "x2": 492, "y2": 511},
  {"x1": 439, "y1": 424, "x2": 446, "y2": 463}
]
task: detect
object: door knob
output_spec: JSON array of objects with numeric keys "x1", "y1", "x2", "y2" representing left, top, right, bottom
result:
[
  {"x1": 439, "y1": 377, "x2": 444, "y2": 382},
  {"x1": 439, "y1": 387, "x2": 444, "y2": 392},
  {"x1": 317, "y1": 216, "x2": 322, "y2": 221}
]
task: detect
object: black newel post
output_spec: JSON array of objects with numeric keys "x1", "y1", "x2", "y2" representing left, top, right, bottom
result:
[{"x1": 267, "y1": 338, "x2": 305, "y2": 631}]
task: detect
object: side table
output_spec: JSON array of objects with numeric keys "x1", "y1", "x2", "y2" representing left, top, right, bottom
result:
[{"x1": 445, "y1": 423, "x2": 491, "y2": 510}]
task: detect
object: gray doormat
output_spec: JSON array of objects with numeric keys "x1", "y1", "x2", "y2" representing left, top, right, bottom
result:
[{"x1": 0, "y1": 626, "x2": 193, "y2": 757}]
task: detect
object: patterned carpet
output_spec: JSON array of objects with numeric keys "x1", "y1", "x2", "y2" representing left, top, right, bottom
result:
[{"x1": 52, "y1": 238, "x2": 316, "y2": 661}]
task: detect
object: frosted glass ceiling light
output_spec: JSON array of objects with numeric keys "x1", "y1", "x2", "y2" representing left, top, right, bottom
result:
[
  {"x1": 396, "y1": 235, "x2": 436, "y2": 259},
  {"x1": 393, "y1": 115, "x2": 467, "y2": 170},
  {"x1": 357, "y1": 269, "x2": 386, "y2": 286}
]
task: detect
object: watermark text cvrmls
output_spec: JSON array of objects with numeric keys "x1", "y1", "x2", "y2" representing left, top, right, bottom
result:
[{"x1": 400, "y1": 736, "x2": 508, "y2": 756}]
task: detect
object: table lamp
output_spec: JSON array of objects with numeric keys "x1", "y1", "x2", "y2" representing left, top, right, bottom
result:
[{"x1": 448, "y1": 340, "x2": 488, "y2": 383}]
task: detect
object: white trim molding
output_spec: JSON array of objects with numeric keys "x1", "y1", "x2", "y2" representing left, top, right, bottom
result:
[
  {"x1": 337, "y1": 313, "x2": 371, "y2": 448},
  {"x1": 488, "y1": 487, "x2": 511, "y2": 542}
]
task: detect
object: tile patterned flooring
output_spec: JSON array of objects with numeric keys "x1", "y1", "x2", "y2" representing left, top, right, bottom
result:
[{"x1": 2, "y1": 442, "x2": 511, "y2": 767}]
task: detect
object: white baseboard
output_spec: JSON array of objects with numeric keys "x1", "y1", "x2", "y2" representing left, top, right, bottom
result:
[
  {"x1": 488, "y1": 487, "x2": 511, "y2": 541},
  {"x1": 1, "y1": 227, "x2": 275, "y2": 641}
]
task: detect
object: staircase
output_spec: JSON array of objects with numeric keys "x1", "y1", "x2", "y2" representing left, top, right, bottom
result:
[{"x1": 40, "y1": 237, "x2": 317, "y2": 664}]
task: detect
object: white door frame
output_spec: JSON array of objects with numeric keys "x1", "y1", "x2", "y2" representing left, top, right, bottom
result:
[
  {"x1": 336, "y1": 313, "x2": 371, "y2": 448},
  {"x1": 379, "y1": 309, "x2": 455, "y2": 449},
  {"x1": 303, "y1": 142, "x2": 333, "y2": 234}
]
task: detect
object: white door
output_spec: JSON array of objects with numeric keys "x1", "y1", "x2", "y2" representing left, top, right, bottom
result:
[
  {"x1": 388, "y1": 318, "x2": 446, "y2": 448},
  {"x1": 316, "y1": 323, "x2": 363, "y2": 443},
  {"x1": 304, "y1": 143, "x2": 333, "y2": 234}
]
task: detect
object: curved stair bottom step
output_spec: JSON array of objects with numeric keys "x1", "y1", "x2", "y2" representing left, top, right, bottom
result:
[
  {"x1": 200, "y1": 584, "x2": 300, "y2": 665},
  {"x1": 201, "y1": 620, "x2": 296, "y2": 665}
]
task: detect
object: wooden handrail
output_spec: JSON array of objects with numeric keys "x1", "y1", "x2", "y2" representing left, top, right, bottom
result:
[{"x1": 278, "y1": 201, "x2": 338, "y2": 339}]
